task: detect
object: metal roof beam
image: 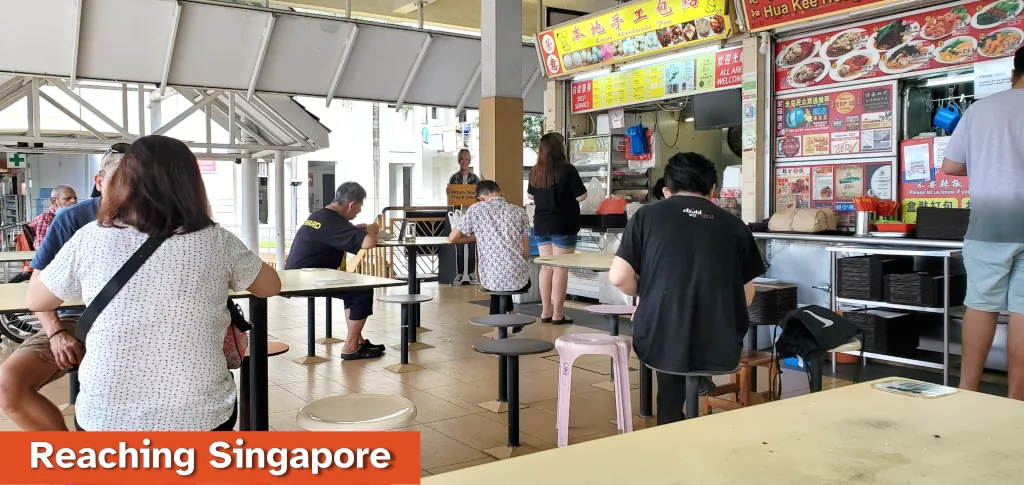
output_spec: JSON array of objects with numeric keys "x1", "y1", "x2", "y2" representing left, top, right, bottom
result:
[
  {"x1": 248, "y1": 95, "x2": 313, "y2": 149},
  {"x1": 325, "y1": 25, "x2": 359, "y2": 108},
  {"x1": 247, "y1": 14, "x2": 277, "y2": 101},
  {"x1": 50, "y1": 79, "x2": 134, "y2": 139},
  {"x1": 394, "y1": 34, "x2": 432, "y2": 111},
  {"x1": 38, "y1": 91, "x2": 108, "y2": 140},
  {"x1": 69, "y1": 0, "x2": 83, "y2": 89},
  {"x1": 153, "y1": 89, "x2": 222, "y2": 136},
  {"x1": 522, "y1": 67, "x2": 540, "y2": 100},
  {"x1": 158, "y1": 1, "x2": 183, "y2": 97},
  {"x1": 456, "y1": 63, "x2": 481, "y2": 116}
]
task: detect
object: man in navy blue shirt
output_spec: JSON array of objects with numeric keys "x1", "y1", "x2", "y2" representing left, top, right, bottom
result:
[{"x1": 0, "y1": 143, "x2": 125, "y2": 430}]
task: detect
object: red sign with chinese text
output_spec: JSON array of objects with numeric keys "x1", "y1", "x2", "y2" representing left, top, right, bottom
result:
[
  {"x1": 715, "y1": 49, "x2": 743, "y2": 88},
  {"x1": 775, "y1": 81, "x2": 897, "y2": 161},
  {"x1": 741, "y1": 0, "x2": 898, "y2": 32},
  {"x1": 899, "y1": 138, "x2": 970, "y2": 223},
  {"x1": 570, "y1": 81, "x2": 595, "y2": 112},
  {"x1": 774, "y1": 0, "x2": 1024, "y2": 92},
  {"x1": 198, "y1": 159, "x2": 217, "y2": 174}
]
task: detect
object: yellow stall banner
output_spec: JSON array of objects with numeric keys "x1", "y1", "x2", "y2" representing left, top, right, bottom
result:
[{"x1": 536, "y1": 0, "x2": 733, "y2": 78}]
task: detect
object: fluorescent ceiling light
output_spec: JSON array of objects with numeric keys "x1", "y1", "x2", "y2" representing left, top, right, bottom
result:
[
  {"x1": 572, "y1": 68, "x2": 612, "y2": 81},
  {"x1": 926, "y1": 73, "x2": 974, "y2": 87},
  {"x1": 618, "y1": 44, "x2": 722, "y2": 72},
  {"x1": 685, "y1": 117, "x2": 695, "y2": 122}
]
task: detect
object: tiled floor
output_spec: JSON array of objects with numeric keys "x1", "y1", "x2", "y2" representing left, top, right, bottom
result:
[{"x1": 0, "y1": 282, "x2": 852, "y2": 477}]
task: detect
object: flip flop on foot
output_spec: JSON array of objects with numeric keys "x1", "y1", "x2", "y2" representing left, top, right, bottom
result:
[
  {"x1": 551, "y1": 316, "x2": 574, "y2": 325},
  {"x1": 340, "y1": 342, "x2": 384, "y2": 361},
  {"x1": 361, "y1": 339, "x2": 386, "y2": 351}
]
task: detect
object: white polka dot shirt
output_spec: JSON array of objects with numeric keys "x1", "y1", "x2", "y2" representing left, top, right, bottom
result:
[{"x1": 41, "y1": 223, "x2": 263, "y2": 431}]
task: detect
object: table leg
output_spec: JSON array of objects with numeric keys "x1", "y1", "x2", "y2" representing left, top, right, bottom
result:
[
  {"x1": 239, "y1": 356, "x2": 250, "y2": 431},
  {"x1": 943, "y1": 255, "x2": 950, "y2": 387},
  {"x1": 248, "y1": 296, "x2": 269, "y2": 431},
  {"x1": 407, "y1": 249, "x2": 418, "y2": 344},
  {"x1": 318, "y1": 298, "x2": 342, "y2": 345},
  {"x1": 384, "y1": 303, "x2": 424, "y2": 374},
  {"x1": 639, "y1": 362, "x2": 653, "y2": 418},
  {"x1": 295, "y1": 297, "x2": 328, "y2": 364},
  {"x1": 498, "y1": 328, "x2": 508, "y2": 403},
  {"x1": 745, "y1": 324, "x2": 757, "y2": 393},
  {"x1": 507, "y1": 355, "x2": 519, "y2": 447}
]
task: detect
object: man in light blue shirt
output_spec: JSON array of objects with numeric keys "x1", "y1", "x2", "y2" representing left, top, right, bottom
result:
[{"x1": 0, "y1": 143, "x2": 125, "y2": 430}]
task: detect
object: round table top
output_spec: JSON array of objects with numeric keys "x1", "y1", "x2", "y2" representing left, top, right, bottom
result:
[
  {"x1": 473, "y1": 338, "x2": 555, "y2": 356},
  {"x1": 378, "y1": 294, "x2": 434, "y2": 304},
  {"x1": 246, "y1": 341, "x2": 290, "y2": 357},
  {"x1": 296, "y1": 394, "x2": 417, "y2": 432},
  {"x1": 469, "y1": 314, "x2": 536, "y2": 328},
  {"x1": 534, "y1": 252, "x2": 613, "y2": 271},
  {"x1": 584, "y1": 304, "x2": 637, "y2": 316},
  {"x1": 377, "y1": 237, "x2": 453, "y2": 247}
]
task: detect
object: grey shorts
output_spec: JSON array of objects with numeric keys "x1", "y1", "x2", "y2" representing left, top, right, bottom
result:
[
  {"x1": 963, "y1": 239, "x2": 1024, "y2": 314},
  {"x1": 14, "y1": 315, "x2": 80, "y2": 387}
]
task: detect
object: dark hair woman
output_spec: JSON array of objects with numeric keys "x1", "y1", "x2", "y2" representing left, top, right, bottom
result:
[
  {"x1": 527, "y1": 132, "x2": 588, "y2": 324},
  {"x1": 26, "y1": 135, "x2": 281, "y2": 431}
]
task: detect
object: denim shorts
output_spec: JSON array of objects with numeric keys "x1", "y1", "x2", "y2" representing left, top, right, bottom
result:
[
  {"x1": 963, "y1": 239, "x2": 1024, "y2": 314},
  {"x1": 534, "y1": 234, "x2": 577, "y2": 249}
]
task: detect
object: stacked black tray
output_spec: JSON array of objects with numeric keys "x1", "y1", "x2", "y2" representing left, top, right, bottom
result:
[
  {"x1": 843, "y1": 310, "x2": 921, "y2": 354},
  {"x1": 749, "y1": 283, "x2": 798, "y2": 326},
  {"x1": 884, "y1": 273, "x2": 966, "y2": 308},
  {"x1": 916, "y1": 207, "x2": 969, "y2": 241},
  {"x1": 837, "y1": 256, "x2": 914, "y2": 301}
]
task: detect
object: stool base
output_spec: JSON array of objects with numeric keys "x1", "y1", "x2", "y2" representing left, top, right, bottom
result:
[
  {"x1": 483, "y1": 444, "x2": 540, "y2": 460},
  {"x1": 397, "y1": 342, "x2": 433, "y2": 351},
  {"x1": 416, "y1": 327, "x2": 432, "y2": 333},
  {"x1": 477, "y1": 400, "x2": 527, "y2": 413},
  {"x1": 592, "y1": 380, "x2": 639, "y2": 392},
  {"x1": 316, "y1": 337, "x2": 344, "y2": 345},
  {"x1": 384, "y1": 363, "x2": 424, "y2": 374},
  {"x1": 293, "y1": 355, "x2": 330, "y2": 365},
  {"x1": 57, "y1": 403, "x2": 75, "y2": 415}
]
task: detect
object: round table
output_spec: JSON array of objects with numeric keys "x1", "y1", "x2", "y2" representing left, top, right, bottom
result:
[{"x1": 376, "y1": 237, "x2": 453, "y2": 349}]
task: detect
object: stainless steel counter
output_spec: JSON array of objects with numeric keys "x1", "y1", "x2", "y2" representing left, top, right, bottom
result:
[{"x1": 752, "y1": 232, "x2": 963, "y2": 249}]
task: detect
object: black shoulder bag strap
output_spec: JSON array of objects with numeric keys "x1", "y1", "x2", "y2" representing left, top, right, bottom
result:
[{"x1": 70, "y1": 235, "x2": 166, "y2": 403}]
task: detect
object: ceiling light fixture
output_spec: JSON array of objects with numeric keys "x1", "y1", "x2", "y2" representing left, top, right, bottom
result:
[
  {"x1": 618, "y1": 44, "x2": 722, "y2": 72},
  {"x1": 926, "y1": 73, "x2": 975, "y2": 87},
  {"x1": 571, "y1": 68, "x2": 612, "y2": 81}
]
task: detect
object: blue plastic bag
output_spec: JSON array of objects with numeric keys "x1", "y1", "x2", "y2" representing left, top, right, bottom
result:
[{"x1": 625, "y1": 123, "x2": 649, "y2": 156}]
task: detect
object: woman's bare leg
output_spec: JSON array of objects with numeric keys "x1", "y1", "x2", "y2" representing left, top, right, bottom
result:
[
  {"x1": 538, "y1": 243, "x2": 554, "y2": 319},
  {"x1": 551, "y1": 245, "x2": 575, "y2": 320}
]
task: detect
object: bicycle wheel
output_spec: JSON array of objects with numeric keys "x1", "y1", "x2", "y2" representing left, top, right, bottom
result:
[{"x1": 0, "y1": 313, "x2": 40, "y2": 344}]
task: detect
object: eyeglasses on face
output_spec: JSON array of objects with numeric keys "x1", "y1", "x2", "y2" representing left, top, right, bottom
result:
[{"x1": 105, "y1": 143, "x2": 130, "y2": 155}]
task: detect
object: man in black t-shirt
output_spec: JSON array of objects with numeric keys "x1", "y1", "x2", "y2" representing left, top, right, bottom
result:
[
  {"x1": 609, "y1": 152, "x2": 765, "y2": 424},
  {"x1": 286, "y1": 182, "x2": 384, "y2": 360}
]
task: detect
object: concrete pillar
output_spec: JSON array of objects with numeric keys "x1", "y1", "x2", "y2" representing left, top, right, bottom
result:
[
  {"x1": 149, "y1": 98, "x2": 161, "y2": 135},
  {"x1": 479, "y1": 0, "x2": 524, "y2": 206},
  {"x1": 741, "y1": 36, "x2": 768, "y2": 223},
  {"x1": 240, "y1": 116, "x2": 259, "y2": 251},
  {"x1": 274, "y1": 150, "x2": 286, "y2": 268}
]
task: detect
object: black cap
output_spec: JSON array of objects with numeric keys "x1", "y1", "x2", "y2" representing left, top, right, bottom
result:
[{"x1": 1016, "y1": 45, "x2": 1024, "y2": 73}]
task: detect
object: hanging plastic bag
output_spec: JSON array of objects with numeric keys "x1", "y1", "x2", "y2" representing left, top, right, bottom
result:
[
  {"x1": 580, "y1": 178, "x2": 604, "y2": 215},
  {"x1": 597, "y1": 196, "x2": 627, "y2": 215},
  {"x1": 625, "y1": 123, "x2": 649, "y2": 156}
]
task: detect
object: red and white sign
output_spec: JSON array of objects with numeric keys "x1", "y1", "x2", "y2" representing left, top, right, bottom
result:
[{"x1": 197, "y1": 159, "x2": 217, "y2": 174}]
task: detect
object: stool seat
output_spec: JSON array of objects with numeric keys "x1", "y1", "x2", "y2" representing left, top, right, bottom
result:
[
  {"x1": 377, "y1": 294, "x2": 433, "y2": 304},
  {"x1": 483, "y1": 289, "x2": 529, "y2": 296},
  {"x1": 246, "y1": 341, "x2": 290, "y2": 357},
  {"x1": 397, "y1": 273, "x2": 438, "y2": 281},
  {"x1": 296, "y1": 394, "x2": 417, "y2": 431},
  {"x1": 831, "y1": 338, "x2": 862, "y2": 353},
  {"x1": 473, "y1": 338, "x2": 554, "y2": 356},
  {"x1": 739, "y1": 350, "x2": 774, "y2": 368},
  {"x1": 558, "y1": 333, "x2": 622, "y2": 346},
  {"x1": 469, "y1": 314, "x2": 536, "y2": 328},
  {"x1": 649, "y1": 364, "x2": 742, "y2": 377},
  {"x1": 583, "y1": 305, "x2": 637, "y2": 316}
]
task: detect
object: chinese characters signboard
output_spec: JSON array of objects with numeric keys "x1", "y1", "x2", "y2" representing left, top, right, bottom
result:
[
  {"x1": 198, "y1": 159, "x2": 217, "y2": 174},
  {"x1": 741, "y1": 0, "x2": 898, "y2": 32},
  {"x1": 536, "y1": 0, "x2": 734, "y2": 78},
  {"x1": 776, "y1": 158, "x2": 896, "y2": 226},
  {"x1": 899, "y1": 138, "x2": 969, "y2": 223},
  {"x1": 775, "y1": 81, "x2": 897, "y2": 161},
  {"x1": 774, "y1": 0, "x2": 1024, "y2": 92},
  {"x1": 570, "y1": 45, "x2": 743, "y2": 113}
]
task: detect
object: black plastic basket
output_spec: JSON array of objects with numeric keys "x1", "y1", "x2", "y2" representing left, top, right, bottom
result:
[
  {"x1": 884, "y1": 273, "x2": 966, "y2": 308},
  {"x1": 837, "y1": 256, "x2": 914, "y2": 301},
  {"x1": 843, "y1": 310, "x2": 921, "y2": 354},
  {"x1": 748, "y1": 283, "x2": 798, "y2": 326}
]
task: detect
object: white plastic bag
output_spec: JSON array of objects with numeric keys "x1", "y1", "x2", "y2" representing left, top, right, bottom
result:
[{"x1": 580, "y1": 177, "x2": 604, "y2": 215}]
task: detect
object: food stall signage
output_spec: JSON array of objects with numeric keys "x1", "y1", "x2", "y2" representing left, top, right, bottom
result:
[
  {"x1": 899, "y1": 138, "x2": 970, "y2": 222},
  {"x1": 775, "y1": 158, "x2": 896, "y2": 227},
  {"x1": 570, "y1": 46, "x2": 743, "y2": 113},
  {"x1": 536, "y1": 0, "x2": 733, "y2": 78},
  {"x1": 775, "y1": 0, "x2": 1024, "y2": 92},
  {"x1": 775, "y1": 81, "x2": 897, "y2": 162},
  {"x1": 741, "y1": 0, "x2": 900, "y2": 32}
]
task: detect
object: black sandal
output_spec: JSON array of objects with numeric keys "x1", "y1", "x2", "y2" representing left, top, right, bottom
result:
[
  {"x1": 361, "y1": 339, "x2": 386, "y2": 351},
  {"x1": 551, "y1": 317, "x2": 574, "y2": 325},
  {"x1": 340, "y1": 343, "x2": 384, "y2": 361},
  {"x1": 541, "y1": 317, "x2": 553, "y2": 323}
]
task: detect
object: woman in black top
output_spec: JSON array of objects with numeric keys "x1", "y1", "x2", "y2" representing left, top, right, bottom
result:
[{"x1": 527, "y1": 133, "x2": 588, "y2": 324}]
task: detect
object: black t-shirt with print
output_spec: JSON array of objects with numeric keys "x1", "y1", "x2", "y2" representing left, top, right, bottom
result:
[
  {"x1": 616, "y1": 196, "x2": 766, "y2": 374},
  {"x1": 285, "y1": 208, "x2": 367, "y2": 270},
  {"x1": 528, "y1": 162, "x2": 587, "y2": 236}
]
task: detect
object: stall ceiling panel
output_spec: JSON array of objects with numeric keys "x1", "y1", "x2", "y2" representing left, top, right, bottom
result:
[
  {"x1": 0, "y1": 0, "x2": 76, "y2": 76},
  {"x1": 402, "y1": 36, "x2": 480, "y2": 109},
  {"x1": 460, "y1": 47, "x2": 544, "y2": 114},
  {"x1": 332, "y1": 25, "x2": 427, "y2": 103},
  {"x1": 257, "y1": 16, "x2": 354, "y2": 96},
  {"x1": 78, "y1": 0, "x2": 177, "y2": 82},
  {"x1": 168, "y1": 2, "x2": 272, "y2": 90}
]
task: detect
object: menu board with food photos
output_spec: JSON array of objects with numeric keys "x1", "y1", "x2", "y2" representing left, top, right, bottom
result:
[
  {"x1": 776, "y1": 158, "x2": 896, "y2": 226},
  {"x1": 775, "y1": 81, "x2": 897, "y2": 161},
  {"x1": 774, "y1": 0, "x2": 1024, "y2": 92}
]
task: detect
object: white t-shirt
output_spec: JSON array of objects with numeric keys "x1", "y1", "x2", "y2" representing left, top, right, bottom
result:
[{"x1": 41, "y1": 223, "x2": 263, "y2": 431}]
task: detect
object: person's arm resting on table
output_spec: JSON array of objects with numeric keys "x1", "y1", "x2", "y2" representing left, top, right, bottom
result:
[
  {"x1": 609, "y1": 213, "x2": 642, "y2": 296},
  {"x1": 450, "y1": 209, "x2": 477, "y2": 244},
  {"x1": 353, "y1": 223, "x2": 380, "y2": 250},
  {"x1": 26, "y1": 211, "x2": 82, "y2": 369},
  {"x1": 226, "y1": 231, "x2": 281, "y2": 298}
]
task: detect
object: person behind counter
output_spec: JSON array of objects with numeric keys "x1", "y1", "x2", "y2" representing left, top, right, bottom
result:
[
  {"x1": 449, "y1": 149, "x2": 480, "y2": 186},
  {"x1": 528, "y1": 132, "x2": 587, "y2": 325},
  {"x1": 608, "y1": 152, "x2": 764, "y2": 425},
  {"x1": 941, "y1": 45, "x2": 1024, "y2": 399}
]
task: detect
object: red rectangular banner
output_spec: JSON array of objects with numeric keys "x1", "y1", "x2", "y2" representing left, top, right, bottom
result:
[
  {"x1": 774, "y1": 0, "x2": 1024, "y2": 92},
  {"x1": 0, "y1": 431, "x2": 420, "y2": 484},
  {"x1": 741, "y1": 0, "x2": 898, "y2": 32},
  {"x1": 899, "y1": 137, "x2": 970, "y2": 223},
  {"x1": 775, "y1": 81, "x2": 897, "y2": 161}
]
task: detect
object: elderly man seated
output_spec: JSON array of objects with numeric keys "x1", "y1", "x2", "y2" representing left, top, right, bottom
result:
[{"x1": 609, "y1": 152, "x2": 765, "y2": 425}]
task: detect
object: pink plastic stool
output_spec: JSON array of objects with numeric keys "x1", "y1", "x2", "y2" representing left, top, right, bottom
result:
[{"x1": 554, "y1": 334, "x2": 633, "y2": 447}]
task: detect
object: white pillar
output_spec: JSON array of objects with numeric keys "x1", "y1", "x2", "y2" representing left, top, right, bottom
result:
[
  {"x1": 239, "y1": 117, "x2": 259, "y2": 251},
  {"x1": 149, "y1": 98, "x2": 161, "y2": 135},
  {"x1": 274, "y1": 150, "x2": 286, "y2": 268}
]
